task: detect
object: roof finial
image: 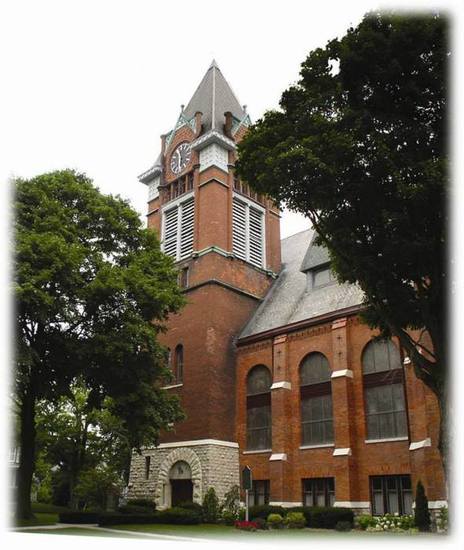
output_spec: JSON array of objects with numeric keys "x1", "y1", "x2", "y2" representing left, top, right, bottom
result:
[
  {"x1": 180, "y1": 104, "x2": 185, "y2": 112},
  {"x1": 210, "y1": 58, "x2": 218, "y2": 69},
  {"x1": 243, "y1": 105, "x2": 247, "y2": 113}
]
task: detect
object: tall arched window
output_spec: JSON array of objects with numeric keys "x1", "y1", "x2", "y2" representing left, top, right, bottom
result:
[
  {"x1": 174, "y1": 344, "x2": 183, "y2": 384},
  {"x1": 300, "y1": 352, "x2": 333, "y2": 446},
  {"x1": 246, "y1": 365, "x2": 272, "y2": 450},
  {"x1": 362, "y1": 340, "x2": 408, "y2": 440}
]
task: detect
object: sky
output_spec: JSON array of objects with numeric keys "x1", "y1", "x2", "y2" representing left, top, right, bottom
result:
[{"x1": 2, "y1": 0, "x2": 463, "y2": 548}]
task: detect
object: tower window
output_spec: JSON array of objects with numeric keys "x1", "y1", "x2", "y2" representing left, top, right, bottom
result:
[
  {"x1": 362, "y1": 340, "x2": 408, "y2": 440},
  {"x1": 300, "y1": 352, "x2": 334, "y2": 446},
  {"x1": 246, "y1": 365, "x2": 272, "y2": 450},
  {"x1": 145, "y1": 456, "x2": 151, "y2": 480},
  {"x1": 174, "y1": 344, "x2": 183, "y2": 384},
  {"x1": 162, "y1": 195, "x2": 195, "y2": 261},
  {"x1": 232, "y1": 195, "x2": 265, "y2": 268}
]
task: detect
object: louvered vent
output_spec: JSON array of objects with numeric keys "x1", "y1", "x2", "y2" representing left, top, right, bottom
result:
[
  {"x1": 248, "y1": 206, "x2": 264, "y2": 267},
  {"x1": 232, "y1": 195, "x2": 264, "y2": 268},
  {"x1": 179, "y1": 197, "x2": 195, "y2": 260},
  {"x1": 232, "y1": 197, "x2": 247, "y2": 261},
  {"x1": 163, "y1": 207, "x2": 179, "y2": 259}
]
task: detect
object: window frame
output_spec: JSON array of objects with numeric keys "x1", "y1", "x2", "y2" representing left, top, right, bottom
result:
[
  {"x1": 299, "y1": 353, "x2": 334, "y2": 447},
  {"x1": 369, "y1": 475, "x2": 412, "y2": 516},
  {"x1": 302, "y1": 477, "x2": 335, "y2": 507},
  {"x1": 362, "y1": 340, "x2": 409, "y2": 441},
  {"x1": 161, "y1": 191, "x2": 195, "y2": 261},
  {"x1": 232, "y1": 193, "x2": 266, "y2": 269},
  {"x1": 174, "y1": 344, "x2": 184, "y2": 385},
  {"x1": 249, "y1": 480, "x2": 270, "y2": 506},
  {"x1": 246, "y1": 365, "x2": 272, "y2": 451}
]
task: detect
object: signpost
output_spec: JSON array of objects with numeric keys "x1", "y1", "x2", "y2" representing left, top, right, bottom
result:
[{"x1": 241, "y1": 466, "x2": 252, "y2": 521}]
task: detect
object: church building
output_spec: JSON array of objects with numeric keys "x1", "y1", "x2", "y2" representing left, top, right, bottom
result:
[{"x1": 127, "y1": 61, "x2": 446, "y2": 516}]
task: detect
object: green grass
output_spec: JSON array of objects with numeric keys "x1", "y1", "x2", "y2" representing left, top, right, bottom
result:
[
  {"x1": 19, "y1": 527, "x2": 149, "y2": 538},
  {"x1": 13, "y1": 513, "x2": 60, "y2": 528},
  {"x1": 32, "y1": 502, "x2": 70, "y2": 514}
]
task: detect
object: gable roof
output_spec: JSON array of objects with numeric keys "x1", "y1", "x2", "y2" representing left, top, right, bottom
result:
[
  {"x1": 183, "y1": 60, "x2": 247, "y2": 133},
  {"x1": 300, "y1": 232, "x2": 330, "y2": 272},
  {"x1": 239, "y1": 229, "x2": 365, "y2": 339}
]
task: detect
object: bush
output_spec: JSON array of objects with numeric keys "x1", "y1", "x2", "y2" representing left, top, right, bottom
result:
[
  {"x1": 117, "y1": 505, "x2": 155, "y2": 515},
  {"x1": 126, "y1": 499, "x2": 156, "y2": 512},
  {"x1": 365, "y1": 514, "x2": 416, "y2": 532},
  {"x1": 309, "y1": 507, "x2": 354, "y2": 529},
  {"x1": 158, "y1": 507, "x2": 202, "y2": 525},
  {"x1": 202, "y1": 487, "x2": 220, "y2": 523},
  {"x1": 414, "y1": 480, "x2": 431, "y2": 532},
  {"x1": 248, "y1": 504, "x2": 286, "y2": 520},
  {"x1": 436, "y1": 506, "x2": 448, "y2": 533},
  {"x1": 235, "y1": 520, "x2": 258, "y2": 531},
  {"x1": 284, "y1": 512, "x2": 306, "y2": 529},
  {"x1": 285, "y1": 506, "x2": 311, "y2": 526},
  {"x1": 59, "y1": 511, "x2": 100, "y2": 524},
  {"x1": 356, "y1": 514, "x2": 376, "y2": 530},
  {"x1": 221, "y1": 485, "x2": 240, "y2": 521},
  {"x1": 267, "y1": 513, "x2": 284, "y2": 529},
  {"x1": 221, "y1": 510, "x2": 238, "y2": 526},
  {"x1": 335, "y1": 520, "x2": 352, "y2": 531},
  {"x1": 252, "y1": 517, "x2": 268, "y2": 530}
]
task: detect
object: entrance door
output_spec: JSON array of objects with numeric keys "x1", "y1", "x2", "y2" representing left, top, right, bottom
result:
[{"x1": 171, "y1": 479, "x2": 193, "y2": 506}]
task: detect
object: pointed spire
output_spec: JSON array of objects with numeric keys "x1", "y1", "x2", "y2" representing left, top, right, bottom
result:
[{"x1": 183, "y1": 61, "x2": 246, "y2": 135}]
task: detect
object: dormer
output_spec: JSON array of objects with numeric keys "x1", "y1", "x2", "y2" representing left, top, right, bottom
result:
[{"x1": 300, "y1": 233, "x2": 336, "y2": 292}]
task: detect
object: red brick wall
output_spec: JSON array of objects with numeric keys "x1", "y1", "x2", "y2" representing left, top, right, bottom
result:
[{"x1": 236, "y1": 315, "x2": 446, "y2": 505}]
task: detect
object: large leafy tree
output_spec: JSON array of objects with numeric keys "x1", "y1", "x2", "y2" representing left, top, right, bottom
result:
[
  {"x1": 14, "y1": 170, "x2": 185, "y2": 519},
  {"x1": 236, "y1": 13, "x2": 448, "y2": 471}
]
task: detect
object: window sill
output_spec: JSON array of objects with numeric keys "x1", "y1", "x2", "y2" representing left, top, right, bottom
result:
[
  {"x1": 162, "y1": 383, "x2": 184, "y2": 390},
  {"x1": 299, "y1": 443, "x2": 335, "y2": 450},
  {"x1": 242, "y1": 449, "x2": 272, "y2": 455},
  {"x1": 365, "y1": 437, "x2": 408, "y2": 444}
]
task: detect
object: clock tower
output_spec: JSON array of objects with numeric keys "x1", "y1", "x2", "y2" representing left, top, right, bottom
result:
[{"x1": 128, "y1": 60, "x2": 281, "y2": 508}]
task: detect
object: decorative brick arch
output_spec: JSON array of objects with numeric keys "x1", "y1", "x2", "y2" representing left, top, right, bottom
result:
[{"x1": 155, "y1": 448, "x2": 203, "y2": 508}]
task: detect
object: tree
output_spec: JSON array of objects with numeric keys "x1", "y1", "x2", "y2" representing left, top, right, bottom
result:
[
  {"x1": 14, "y1": 170, "x2": 185, "y2": 519},
  {"x1": 414, "y1": 480, "x2": 431, "y2": 532},
  {"x1": 236, "y1": 13, "x2": 448, "y2": 472}
]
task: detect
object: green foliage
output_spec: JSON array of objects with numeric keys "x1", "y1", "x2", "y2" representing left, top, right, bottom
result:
[
  {"x1": 252, "y1": 517, "x2": 268, "y2": 530},
  {"x1": 248, "y1": 504, "x2": 285, "y2": 520},
  {"x1": 284, "y1": 512, "x2": 306, "y2": 529},
  {"x1": 98, "y1": 512, "x2": 158, "y2": 526},
  {"x1": 158, "y1": 507, "x2": 202, "y2": 525},
  {"x1": 356, "y1": 514, "x2": 377, "y2": 530},
  {"x1": 73, "y1": 466, "x2": 122, "y2": 511},
  {"x1": 220, "y1": 485, "x2": 240, "y2": 522},
  {"x1": 126, "y1": 499, "x2": 157, "y2": 512},
  {"x1": 267, "y1": 513, "x2": 284, "y2": 528},
  {"x1": 335, "y1": 521, "x2": 352, "y2": 532},
  {"x1": 14, "y1": 169, "x2": 186, "y2": 517},
  {"x1": 436, "y1": 506, "x2": 448, "y2": 532},
  {"x1": 202, "y1": 487, "x2": 220, "y2": 523},
  {"x1": 414, "y1": 480, "x2": 431, "y2": 532},
  {"x1": 59, "y1": 511, "x2": 100, "y2": 523},
  {"x1": 235, "y1": 13, "x2": 449, "y2": 468},
  {"x1": 308, "y1": 507, "x2": 354, "y2": 529},
  {"x1": 365, "y1": 513, "x2": 416, "y2": 532}
]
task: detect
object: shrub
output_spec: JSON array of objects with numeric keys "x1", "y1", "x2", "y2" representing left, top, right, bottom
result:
[
  {"x1": 59, "y1": 511, "x2": 100, "y2": 524},
  {"x1": 235, "y1": 520, "x2": 258, "y2": 531},
  {"x1": 221, "y1": 485, "x2": 240, "y2": 521},
  {"x1": 252, "y1": 517, "x2": 268, "y2": 530},
  {"x1": 284, "y1": 512, "x2": 306, "y2": 529},
  {"x1": 177, "y1": 501, "x2": 203, "y2": 516},
  {"x1": 335, "y1": 520, "x2": 352, "y2": 531},
  {"x1": 285, "y1": 506, "x2": 311, "y2": 526},
  {"x1": 158, "y1": 507, "x2": 202, "y2": 525},
  {"x1": 248, "y1": 504, "x2": 285, "y2": 520},
  {"x1": 356, "y1": 514, "x2": 376, "y2": 530},
  {"x1": 126, "y1": 499, "x2": 156, "y2": 512},
  {"x1": 414, "y1": 480, "x2": 431, "y2": 532},
  {"x1": 221, "y1": 510, "x2": 238, "y2": 526},
  {"x1": 309, "y1": 507, "x2": 354, "y2": 529},
  {"x1": 117, "y1": 504, "x2": 154, "y2": 515},
  {"x1": 267, "y1": 513, "x2": 284, "y2": 529},
  {"x1": 202, "y1": 487, "x2": 220, "y2": 523},
  {"x1": 365, "y1": 514, "x2": 416, "y2": 532},
  {"x1": 436, "y1": 506, "x2": 448, "y2": 533}
]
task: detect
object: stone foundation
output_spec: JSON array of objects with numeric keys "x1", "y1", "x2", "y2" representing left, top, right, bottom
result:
[{"x1": 128, "y1": 439, "x2": 240, "y2": 509}]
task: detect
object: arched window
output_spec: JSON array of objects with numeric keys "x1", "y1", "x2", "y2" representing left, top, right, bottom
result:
[
  {"x1": 300, "y1": 352, "x2": 333, "y2": 446},
  {"x1": 362, "y1": 340, "x2": 408, "y2": 440},
  {"x1": 246, "y1": 365, "x2": 272, "y2": 451},
  {"x1": 174, "y1": 344, "x2": 183, "y2": 384}
]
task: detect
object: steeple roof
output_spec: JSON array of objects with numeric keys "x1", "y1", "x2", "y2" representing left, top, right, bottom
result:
[{"x1": 183, "y1": 60, "x2": 247, "y2": 133}]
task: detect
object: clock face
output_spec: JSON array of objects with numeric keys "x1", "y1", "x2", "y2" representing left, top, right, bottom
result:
[{"x1": 170, "y1": 142, "x2": 191, "y2": 175}]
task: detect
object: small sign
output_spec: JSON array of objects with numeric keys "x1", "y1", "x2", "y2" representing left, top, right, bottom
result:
[{"x1": 242, "y1": 466, "x2": 252, "y2": 490}]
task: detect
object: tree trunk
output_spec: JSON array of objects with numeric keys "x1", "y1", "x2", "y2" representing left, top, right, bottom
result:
[{"x1": 15, "y1": 387, "x2": 37, "y2": 520}]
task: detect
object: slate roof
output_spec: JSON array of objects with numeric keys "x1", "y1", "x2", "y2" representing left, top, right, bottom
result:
[
  {"x1": 300, "y1": 232, "x2": 330, "y2": 272},
  {"x1": 239, "y1": 229, "x2": 365, "y2": 339},
  {"x1": 183, "y1": 60, "x2": 247, "y2": 133}
]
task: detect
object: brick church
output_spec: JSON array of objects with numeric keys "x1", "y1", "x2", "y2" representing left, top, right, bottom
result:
[{"x1": 127, "y1": 61, "x2": 447, "y2": 516}]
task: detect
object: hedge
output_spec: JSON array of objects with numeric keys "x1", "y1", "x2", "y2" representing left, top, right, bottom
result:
[
  {"x1": 249, "y1": 504, "x2": 286, "y2": 520},
  {"x1": 98, "y1": 507, "x2": 202, "y2": 527},
  {"x1": 98, "y1": 513, "x2": 158, "y2": 526},
  {"x1": 58, "y1": 511, "x2": 101, "y2": 524}
]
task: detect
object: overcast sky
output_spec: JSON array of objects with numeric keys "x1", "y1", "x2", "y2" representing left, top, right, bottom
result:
[
  {"x1": 2, "y1": 1, "x2": 463, "y2": 547},
  {"x1": 1, "y1": 0, "x2": 445, "y2": 239}
]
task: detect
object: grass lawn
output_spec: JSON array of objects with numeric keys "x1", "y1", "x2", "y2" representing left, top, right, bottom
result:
[
  {"x1": 12, "y1": 502, "x2": 70, "y2": 528},
  {"x1": 18, "y1": 527, "x2": 150, "y2": 538}
]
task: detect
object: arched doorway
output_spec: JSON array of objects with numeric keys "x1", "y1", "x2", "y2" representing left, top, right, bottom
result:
[{"x1": 169, "y1": 461, "x2": 193, "y2": 506}]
